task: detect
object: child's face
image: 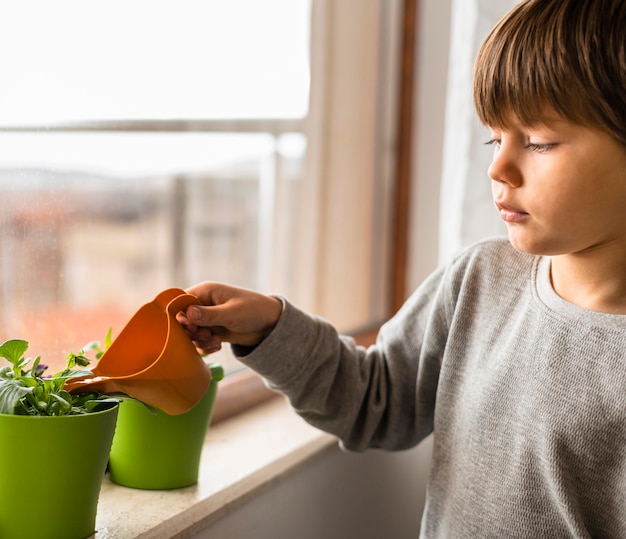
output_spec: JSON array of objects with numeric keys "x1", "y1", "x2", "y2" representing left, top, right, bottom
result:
[{"x1": 487, "y1": 113, "x2": 626, "y2": 257}]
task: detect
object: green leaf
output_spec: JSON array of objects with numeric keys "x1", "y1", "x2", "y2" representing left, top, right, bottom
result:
[
  {"x1": 49, "y1": 392, "x2": 72, "y2": 414},
  {"x1": 82, "y1": 328, "x2": 113, "y2": 360},
  {"x1": 81, "y1": 397, "x2": 120, "y2": 413},
  {"x1": 81, "y1": 340, "x2": 101, "y2": 352},
  {"x1": 65, "y1": 352, "x2": 91, "y2": 369},
  {"x1": 0, "y1": 379, "x2": 33, "y2": 414},
  {"x1": 19, "y1": 375, "x2": 40, "y2": 388},
  {"x1": 57, "y1": 368, "x2": 94, "y2": 381},
  {"x1": 104, "y1": 328, "x2": 113, "y2": 350},
  {"x1": 0, "y1": 335, "x2": 120, "y2": 416},
  {"x1": 209, "y1": 363, "x2": 225, "y2": 381},
  {"x1": 30, "y1": 356, "x2": 41, "y2": 377},
  {"x1": 0, "y1": 339, "x2": 29, "y2": 366}
]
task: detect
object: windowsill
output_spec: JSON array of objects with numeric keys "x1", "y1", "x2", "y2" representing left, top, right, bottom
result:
[{"x1": 94, "y1": 396, "x2": 335, "y2": 538}]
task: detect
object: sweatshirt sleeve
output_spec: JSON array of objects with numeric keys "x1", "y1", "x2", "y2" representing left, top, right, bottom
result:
[{"x1": 232, "y1": 265, "x2": 451, "y2": 452}]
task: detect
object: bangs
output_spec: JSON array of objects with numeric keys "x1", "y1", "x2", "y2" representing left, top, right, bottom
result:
[
  {"x1": 473, "y1": 0, "x2": 626, "y2": 139},
  {"x1": 474, "y1": 2, "x2": 574, "y2": 128}
]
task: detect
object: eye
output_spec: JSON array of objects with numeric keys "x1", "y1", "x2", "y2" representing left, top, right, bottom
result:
[
  {"x1": 484, "y1": 138, "x2": 501, "y2": 148},
  {"x1": 526, "y1": 143, "x2": 555, "y2": 153}
]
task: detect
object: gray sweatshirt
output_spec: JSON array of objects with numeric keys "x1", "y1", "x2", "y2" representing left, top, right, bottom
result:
[{"x1": 235, "y1": 237, "x2": 626, "y2": 538}]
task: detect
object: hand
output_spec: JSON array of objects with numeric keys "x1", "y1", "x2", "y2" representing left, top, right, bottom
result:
[{"x1": 177, "y1": 281, "x2": 283, "y2": 355}]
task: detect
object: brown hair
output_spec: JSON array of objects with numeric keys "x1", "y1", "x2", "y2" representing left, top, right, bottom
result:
[{"x1": 473, "y1": 0, "x2": 626, "y2": 147}]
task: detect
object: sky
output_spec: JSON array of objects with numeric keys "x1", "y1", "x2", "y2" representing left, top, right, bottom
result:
[
  {"x1": 0, "y1": 0, "x2": 310, "y2": 124},
  {"x1": 0, "y1": 0, "x2": 310, "y2": 175}
]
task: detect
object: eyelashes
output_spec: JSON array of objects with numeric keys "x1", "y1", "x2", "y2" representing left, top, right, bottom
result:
[
  {"x1": 525, "y1": 143, "x2": 554, "y2": 153},
  {"x1": 483, "y1": 139, "x2": 555, "y2": 153}
]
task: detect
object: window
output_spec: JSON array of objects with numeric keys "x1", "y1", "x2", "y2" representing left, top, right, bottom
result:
[{"x1": 0, "y1": 0, "x2": 405, "y2": 411}]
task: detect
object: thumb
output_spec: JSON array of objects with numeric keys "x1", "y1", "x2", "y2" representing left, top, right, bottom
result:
[{"x1": 186, "y1": 305, "x2": 220, "y2": 327}]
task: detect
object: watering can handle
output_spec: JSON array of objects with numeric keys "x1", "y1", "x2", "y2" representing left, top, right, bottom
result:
[
  {"x1": 165, "y1": 292, "x2": 202, "y2": 317},
  {"x1": 153, "y1": 288, "x2": 186, "y2": 310},
  {"x1": 151, "y1": 288, "x2": 201, "y2": 315}
]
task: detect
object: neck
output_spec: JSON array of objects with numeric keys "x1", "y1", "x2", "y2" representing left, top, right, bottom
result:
[{"x1": 551, "y1": 246, "x2": 626, "y2": 314}]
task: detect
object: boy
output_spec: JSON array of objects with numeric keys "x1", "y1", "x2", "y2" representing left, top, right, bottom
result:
[{"x1": 179, "y1": 0, "x2": 626, "y2": 536}]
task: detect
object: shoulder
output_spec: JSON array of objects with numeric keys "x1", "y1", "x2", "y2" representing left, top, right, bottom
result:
[{"x1": 389, "y1": 237, "x2": 539, "y2": 327}]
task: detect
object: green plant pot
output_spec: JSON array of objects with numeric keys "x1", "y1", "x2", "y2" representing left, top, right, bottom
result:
[
  {"x1": 0, "y1": 404, "x2": 119, "y2": 539},
  {"x1": 108, "y1": 363, "x2": 223, "y2": 490}
]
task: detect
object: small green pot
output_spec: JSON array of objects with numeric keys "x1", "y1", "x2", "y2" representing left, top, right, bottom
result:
[
  {"x1": 108, "y1": 363, "x2": 223, "y2": 490},
  {"x1": 0, "y1": 404, "x2": 119, "y2": 539}
]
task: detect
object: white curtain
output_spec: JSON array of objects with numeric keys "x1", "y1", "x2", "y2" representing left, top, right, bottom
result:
[{"x1": 438, "y1": 0, "x2": 519, "y2": 263}]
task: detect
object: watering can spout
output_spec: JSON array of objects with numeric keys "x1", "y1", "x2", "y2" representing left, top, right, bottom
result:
[{"x1": 64, "y1": 288, "x2": 212, "y2": 415}]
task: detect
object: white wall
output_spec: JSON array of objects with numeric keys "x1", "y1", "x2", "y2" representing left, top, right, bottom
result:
[{"x1": 193, "y1": 441, "x2": 433, "y2": 539}]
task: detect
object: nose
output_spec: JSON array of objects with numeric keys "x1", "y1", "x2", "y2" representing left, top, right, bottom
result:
[{"x1": 488, "y1": 144, "x2": 523, "y2": 188}]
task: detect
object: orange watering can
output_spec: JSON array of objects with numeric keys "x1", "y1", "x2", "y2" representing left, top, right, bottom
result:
[{"x1": 64, "y1": 288, "x2": 212, "y2": 415}]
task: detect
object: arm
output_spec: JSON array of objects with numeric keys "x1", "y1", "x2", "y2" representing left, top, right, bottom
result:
[
  {"x1": 234, "y1": 275, "x2": 448, "y2": 452},
  {"x1": 180, "y1": 270, "x2": 449, "y2": 452}
]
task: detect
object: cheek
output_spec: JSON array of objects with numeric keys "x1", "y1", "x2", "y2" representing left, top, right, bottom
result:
[
  {"x1": 520, "y1": 170, "x2": 583, "y2": 227},
  {"x1": 543, "y1": 162, "x2": 624, "y2": 229}
]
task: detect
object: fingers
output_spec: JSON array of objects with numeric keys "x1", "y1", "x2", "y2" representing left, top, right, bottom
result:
[
  {"x1": 179, "y1": 281, "x2": 282, "y2": 348},
  {"x1": 183, "y1": 282, "x2": 241, "y2": 326},
  {"x1": 192, "y1": 328, "x2": 223, "y2": 355},
  {"x1": 176, "y1": 314, "x2": 223, "y2": 355},
  {"x1": 186, "y1": 304, "x2": 219, "y2": 326},
  {"x1": 186, "y1": 281, "x2": 235, "y2": 309}
]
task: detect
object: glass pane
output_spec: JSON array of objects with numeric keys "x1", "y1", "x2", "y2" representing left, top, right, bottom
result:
[
  {"x1": 0, "y1": 132, "x2": 306, "y2": 374},
  {"x1": 0, "y1": 0, "x2": 311, "y2": 377},
  {"x1": 0, "y1": 0, "x2": 310, "y2": 124}
]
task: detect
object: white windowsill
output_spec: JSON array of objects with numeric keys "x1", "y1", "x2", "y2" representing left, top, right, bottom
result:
[{"x1": 94, "y1": 397, "x2": 335, "y2": 539}]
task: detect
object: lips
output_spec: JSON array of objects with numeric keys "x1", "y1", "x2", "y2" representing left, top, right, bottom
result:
[{"x1": 495, "y1": 201, "x2": 528, "y2": 223}]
